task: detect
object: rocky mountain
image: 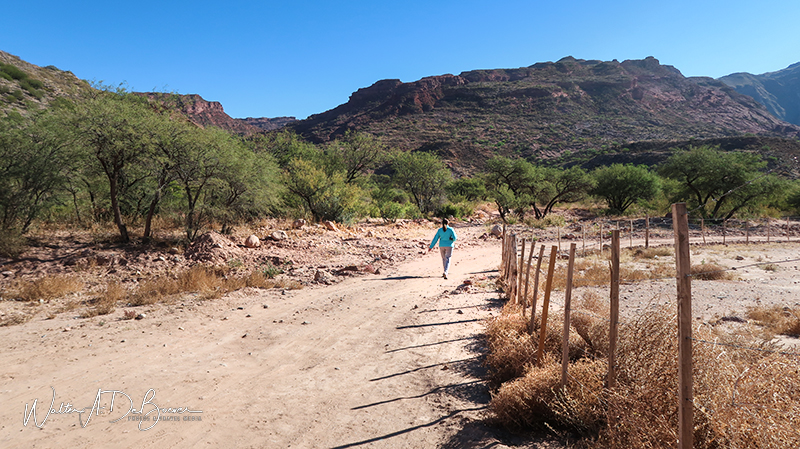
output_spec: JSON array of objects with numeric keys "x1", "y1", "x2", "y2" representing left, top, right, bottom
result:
[
  {"x1": 288, "y1": 56, "x2": 800, "y2": 174},
  {"x1": 137, "y1": 93, "x2": 297, "y2": 134},
  {"x1": 0, "y1": 50, "x2": 295, "y2": 135},
  {"x1": 239, "y1": 116, "x2": 298, "y2": 132},
  {"x1": 720, "y1": 62, "x2": 800, "y2": 127},
  {"x1": 0, "y1": 50, "x2": 92, "y2": 115}
]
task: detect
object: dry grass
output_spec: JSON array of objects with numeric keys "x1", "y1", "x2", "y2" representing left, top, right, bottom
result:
[
  {"x1": 487, "y1": 302, "x2": 800, "y2": 448},
  {"x1": 747, "y1": 305, "x2": 800, "y2": 337},
  {"x1": 81, "y1": 281, "x2": 124, "y2": 318},
  {"x1": 630, "y1": 246, "x2": 673, "y2": 259},
  {"x1": 131, "y1": 265, "x2": 302, "y2": 306},
  {"x1": 8, "y1": 274, "x2": 83, "y2": 302},
  {"x1": 691, "y1": 262, "x2": 734, "y2": 281}
]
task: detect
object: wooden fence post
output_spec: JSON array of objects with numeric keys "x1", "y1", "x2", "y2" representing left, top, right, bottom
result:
[
  {"x1": 767, "y1": 218, "x2": 770, "y2": 244},
  {"x1": 628, "y1": 219, "x2": 633, "y2": 247},
  {"x1": 560, "y1": 243, "x2": 577, "y2": 389},
  {"x1": 536, "y1": 245, "x2": 558, "y2": 365},
  {"x1": 746, "y1": 220, "x2": 749, "y2": 244},
  {"x1": 672, "y1": 203, "x2": 693, "y2": 449},
  {"x1": 723, "y1": 220, "x2": 726, "y2": 245},
  {"x1": 557, "y1": 226, "x2": 561, "y2": 252},
  {"x1": 608, "y1": 230, "x2": 620, "y2": 389},
  {"x1": 509, "y1": 234, "x2": 518, "y2": 302},
  {"x1": 523, "y1": 240, "x2": 535, "y2": 318},
  {"x1": 518, "y1": 238, "x2": 526, "y2": 305},
  {"x1": 600, "y1": 222, "x2": 604, "y2": 253},
  {"x1": 701, "y1": 218, "x2": 706, "y2": 246},
  {"x1": 529, "y1": 244, "x2": 546, "y2": 335},
  {"x1": 788, "y1": 217, "x2": 791, "y2": 242},
  {"x1": 645, "y1": 214, "x2": 650, "y2": 249},
  {"x1": 582, "y1": 224, "x2": 586, "y2": 256}
]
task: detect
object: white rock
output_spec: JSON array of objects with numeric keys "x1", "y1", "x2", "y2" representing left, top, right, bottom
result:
[{"x1": 245, "y1": 234, "x2": 261, "y2": 248}]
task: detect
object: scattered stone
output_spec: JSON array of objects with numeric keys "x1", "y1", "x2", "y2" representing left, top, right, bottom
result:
[
  {"x1": 1, "y1": 271, "x2": 14, "y2": 277},
  {"x1": 245, "y1": 235, "x2": 261, "y2": 248},
  {"x1": 366, "y1": 230, "x2": 375, "y2": 238},
  {"x1": 735, "y1": 255, "x2": 745, "y2": 260},
  {"x1": 168, "y1": 247, "x2": 181, "y2": 255},
  {"x1": 457, "y1": 310, "x2": 464, "y2": 314},
  {"x1": 314, "y1": 270, "x2": 333, "y2": 284},
  {"x1": 292, "y1": 219, "x2": 307, "y2": 229},
  {"x1": 270, "y1": 231, "x2": 288, "y2": 241},
  {"x1": 490, "y1": 225, "x2": 503, "y2": 237},
  {"x1": 263, "y1": 304, "x2": 269, "y2": 309},
  {"x1": 242, "y1": 333, "x2": 247, "y2": 338},
  {"x1": 323, "y1": 221, "x2": 339, "y2": 232},
  {"x1": 463, "y1": 279, "x2": 473, "y2": 285},
  {"x1": 135, "y1": 313, "x2": 146, "y2": 320},
  {"x1": 721, "y1": 316, "x2": 747, "y2": 323},
  {"x1": 178, "y1": 327, "x2": 184, "y2": 331}
]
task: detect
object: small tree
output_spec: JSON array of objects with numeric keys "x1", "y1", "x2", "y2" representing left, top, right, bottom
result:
[
  {"x1": 592, "y1": 164, "x2": 660, "y2": 214},
  {"x1": 660, "y1": 145, "x2": 784, "y2": 221},
  {"x1": 391, "y1": 151, "x2": 451, "y2": 215}
]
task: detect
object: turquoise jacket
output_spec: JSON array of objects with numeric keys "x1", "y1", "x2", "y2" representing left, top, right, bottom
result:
[{"x1": 429, "y1": 226, "x2": 457, "y2": 248}]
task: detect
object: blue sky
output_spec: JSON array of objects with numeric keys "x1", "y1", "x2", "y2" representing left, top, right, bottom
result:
[{"x1": 3, "y1": 0, "x2": 799, "y2": 119}]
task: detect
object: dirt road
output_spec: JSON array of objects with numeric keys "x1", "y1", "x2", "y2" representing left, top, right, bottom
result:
[{"x1": 0, "y1": 228, "x2": 506, "y2": 448}]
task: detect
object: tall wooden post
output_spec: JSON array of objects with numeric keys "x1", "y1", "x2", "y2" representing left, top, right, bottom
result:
[
  {"x1": 629, "y1": 219, "x2": 633, "y2": 248},
  {"x1": 701, "y1": 218, "x2": 706, "y2": 246},
  {"x1": 560, "y1": 243, "x2": 577, "y2": 389},
  {"x1": 518, "y1": 238, "x2": 526, "y2": 306},
  {"x1": 672, "y1": 203, "x2": 693, "y2": 449},
  {"x1": 767, "y1": 219, "x2": 770, "y2": 244},
  {"x1": 645, "y1": 214, "x2": 650, "y2": 249},
  {"x1": 600, "y1": 222, "x2": 604, "y2": 253},
  {"x1": 529, "y1": 244, "x2": 546, "y2": 335},
  {"x1": 582, "y1": 224, "x2": 586, "y2": 256},
  {"x1": 788, "y1": 217, "x2": 791, "y2": 242},
  {"x1": 523, "y1": 241, "x2": 535, "y2": 318},
  {"x1": 536, "y1": 245, "x2": 558, "y2": 365},
  {"x1": 509, "y1": 234, "x2": 518, "y2": 302},
  {"x1": 608, "y1": 230, "x2": 620, "y2": 389},
  {"x1": 746, "y1": 220, "x2": 749, "y2": 244},
  {"x1": 723, "y1": 220, "x2": 726, "y2": 245}
]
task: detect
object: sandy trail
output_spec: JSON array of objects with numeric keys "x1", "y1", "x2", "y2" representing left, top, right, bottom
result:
[{"x1": 0, "y1": 228, "x2": 503, "y2": 448}]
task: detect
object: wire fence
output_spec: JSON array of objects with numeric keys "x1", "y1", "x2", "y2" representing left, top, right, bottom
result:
[{"x1": 496, "y1": 207, "x2": 800, "y2": 447}]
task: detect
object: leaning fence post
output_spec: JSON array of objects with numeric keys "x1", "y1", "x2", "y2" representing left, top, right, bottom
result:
[
  {"x1": 529, "y1": 244, "x2": 546, "y2": 335},
  {"x1": 560, "y1": 243, "x2": 577, "y2": 389},
  {"x1": 608, "y1": 230, "x2": 620, "y2": 389},
  {"x1": 536, "y1": 245, "x2": 558, "y2": 365},
  {"x1": 672, "y1": 203, "x2": 693, "y2": 449}
]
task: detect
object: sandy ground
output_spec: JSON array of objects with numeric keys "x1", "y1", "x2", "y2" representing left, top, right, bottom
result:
[
  {"x1": 2, "y1": 219, "x2": 800, "y2": 449},
  {"x1": 0, "y1": 224, "x2": 528, "y2": 449}
]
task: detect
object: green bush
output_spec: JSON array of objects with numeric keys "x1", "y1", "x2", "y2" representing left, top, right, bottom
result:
[{"x1": 0, "y1": 63, "x2": 27, "y2": 81}]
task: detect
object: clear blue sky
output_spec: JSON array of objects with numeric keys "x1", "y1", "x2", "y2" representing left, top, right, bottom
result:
[{"x1": 2, "y1": 0, "x2": 798, "y2": 119}]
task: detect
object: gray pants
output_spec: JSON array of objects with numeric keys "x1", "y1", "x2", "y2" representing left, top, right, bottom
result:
[{"x1": 439, "y1": 247, "x2": 453, "y2": 275}]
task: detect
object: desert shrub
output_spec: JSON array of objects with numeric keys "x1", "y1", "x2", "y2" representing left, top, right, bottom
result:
[
  {"x1": 81, "y1": 281, "x2": 123, "y2": 317},
  {"x1": 488, "y1": 303, "x2": 800, "y2": 448},
  {"x1": 747, "y1": 305, "x2": 800, "y2": 337},
  {"x1": 691, "y1": 262, "x2": 732, "y2": 280},
  {"x1": 11, "y1": 274, "x2": 83, "y2": 302}
]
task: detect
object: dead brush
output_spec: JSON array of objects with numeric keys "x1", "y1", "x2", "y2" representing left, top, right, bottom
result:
[
  {"x1": 9, "y1": 274, "x2": 83, "y2": 302},
  {"x1": 747, "y1": 305, "x2": 800, "y2": 337},
  {"x1": 691, "y1": 262, "x2": 734, "y2": 281},
  {"x1": 489, "y1": 354, "x2": 606, "y2": 434},
  {"x1": 629, "y1": 246, "x2": 673, "y2": 259},
  {"x1": 488, "y1": 302, "x2": 800, "y2": 448},
  {"x1": 131, "y1": 265, "x2": 303, "y2": 306},
  {"x1": 81, "y1": 281, "x2": 124, "y2": 318}
]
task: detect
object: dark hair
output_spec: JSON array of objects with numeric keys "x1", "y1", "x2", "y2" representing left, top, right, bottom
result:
[{"x1": 442, "y1": 218, "x2": 449, "y2": 226}]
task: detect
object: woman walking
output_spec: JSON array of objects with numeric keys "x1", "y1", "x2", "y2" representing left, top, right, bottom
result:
[{"x1": 428, "y1": 219, "x2": 457, "y2": 279}]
